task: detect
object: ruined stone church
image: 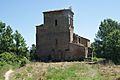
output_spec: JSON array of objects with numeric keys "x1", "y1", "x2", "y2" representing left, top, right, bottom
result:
[{"x1": 36, "y1": 8, "x2": 91, "y2": 61}]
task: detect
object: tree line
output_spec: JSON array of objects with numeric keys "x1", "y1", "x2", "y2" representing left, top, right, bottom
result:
[
  {"x1": 92, "y1": 19, "x2": 120, "y2": 64},
  {"x1": 0, "y1": 21, "x2": 36, "y2": 67}
]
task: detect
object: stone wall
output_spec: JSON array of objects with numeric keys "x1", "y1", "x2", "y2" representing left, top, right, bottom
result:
[
  {"x1": 64, "y1": 43, "x2": 86, "y2": 61},
  {"x1": 36, "y1": 9, "x2": 91, "y2": 62},
  {"x1": 80, "y1": 37, "x2": 90, "y2": 47}
]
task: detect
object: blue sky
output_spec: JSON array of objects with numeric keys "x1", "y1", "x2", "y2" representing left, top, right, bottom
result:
[{"x1": 0, "y1": 0, "x2": 120, "y2": 47}]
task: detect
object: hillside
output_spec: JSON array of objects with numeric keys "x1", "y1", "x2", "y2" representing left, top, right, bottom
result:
[
  {"x1": 2, "y1": 62, "x2": 117, "y2": 80},
  {"x1": 0, "y1": 62, "x2": 120, "y2": 80}
]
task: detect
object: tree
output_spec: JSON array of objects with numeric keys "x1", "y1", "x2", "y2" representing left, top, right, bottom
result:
[
  {"x1": 0, "y1": 21, "x2": 30, "y2": 67},
  {"x1": 0, "y1": 22, "x2": 14, "y2": 53},
  {"x1": 96, "y1": 19, "x2": 120, "y2": 40},
  {"x1": 92, "y1": 19, "x2": 120, "y2": 64},
  {"x1": 0, "y1": 21, "x2": 5, "y2": 33},
  {"x1": 30, "y1": 44, "x2": 36, "y2": 60},
  {"x1": 103, "y1": 30, "x2": 120, "y2": 64},
  {"x1": 13, "y1": 30, "x2": 30, "y2": 59}
]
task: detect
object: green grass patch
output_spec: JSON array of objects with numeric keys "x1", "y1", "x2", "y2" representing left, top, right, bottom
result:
[
  {"x1": 9, "y1": 62, "x2": 120, "y2": 80},
  {"x1": 0, "y1": 63, "x2": 19, "y2": 80},
  {"x1": 46, "y1": 63, "x2": 103, "y2": 80}
]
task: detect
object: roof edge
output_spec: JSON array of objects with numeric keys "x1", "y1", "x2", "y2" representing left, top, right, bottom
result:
[{"x1": 43, "y1": 8, "x2": 74, "y2": 15}]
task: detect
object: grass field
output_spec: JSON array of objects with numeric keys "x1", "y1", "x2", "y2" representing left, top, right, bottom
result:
[{"x1": 0, "y1": 62, "x2": 120, "y2": 80}]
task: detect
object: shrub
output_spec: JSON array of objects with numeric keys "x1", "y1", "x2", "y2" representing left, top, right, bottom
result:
[
  {"x1": 0, "y1": 52, "x2": 29, "y2": 67},
  {"x1": 19, "y1": 57, "x2": 29, "y2": 67},
  {"x1": 0, "y1": 52, "x2": 18, "y2": 65},
  {"x1": 93, "y1": 56, "x2": 98, "y2": 61}
]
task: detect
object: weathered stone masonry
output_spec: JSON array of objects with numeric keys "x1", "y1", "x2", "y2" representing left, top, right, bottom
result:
[{"x1": 36, "y1": 9, "x2": 91, "y2": 61}]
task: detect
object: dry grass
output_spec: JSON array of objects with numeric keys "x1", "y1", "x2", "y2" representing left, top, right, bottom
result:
[{"x1": 10, "y1": 62, "x2": 120, "y2": 80}]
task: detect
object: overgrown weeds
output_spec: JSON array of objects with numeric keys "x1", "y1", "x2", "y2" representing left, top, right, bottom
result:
[{"x1": 10, "y1": 62, "x2": 120, "y2": 80}]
